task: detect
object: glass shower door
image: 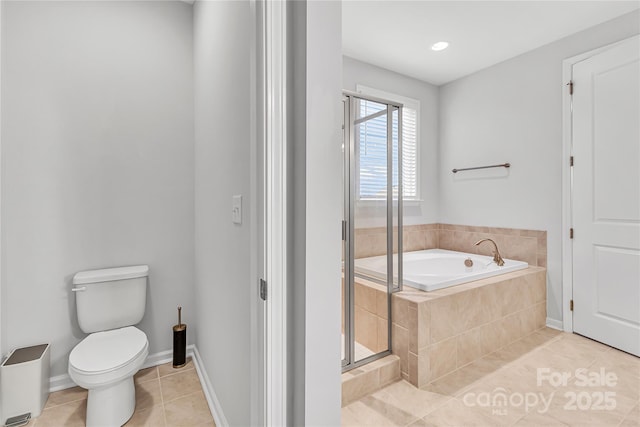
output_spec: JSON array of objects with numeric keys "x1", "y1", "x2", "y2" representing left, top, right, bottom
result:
[{"x1": 342, "y1": 92, "x2": 402, "y2": 371}]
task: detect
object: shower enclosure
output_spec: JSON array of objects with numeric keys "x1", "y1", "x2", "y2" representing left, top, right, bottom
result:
[{"x1": 342, "y1": 91, "x2": 403, "y2": 371}]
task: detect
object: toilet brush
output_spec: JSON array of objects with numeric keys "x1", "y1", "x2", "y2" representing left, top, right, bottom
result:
[{"x1": 173, "y1": 306, "x2": 187, "y2": 368}]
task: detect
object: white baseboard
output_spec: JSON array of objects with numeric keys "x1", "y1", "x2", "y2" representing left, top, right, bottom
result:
[
  {"x1": 143, "y1": 348, "x2": 174, "y2": 369},
  {"x1": 191, "y1": 345, "x2": 228, "y2": 427},
  {"x1": 546, "y1": 317, "x2": 564, "y2": 331},
  {"x1": 47, "y1": 344, "x2": 228, "y2": 427},
  {"x1": 49, "y1": 373, "x2": 76, "y2": 392}
]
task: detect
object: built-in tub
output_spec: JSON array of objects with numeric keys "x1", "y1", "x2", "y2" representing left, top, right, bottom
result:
[{"x1": 355, "y1": 248, "x2": 528, "y2": 292}]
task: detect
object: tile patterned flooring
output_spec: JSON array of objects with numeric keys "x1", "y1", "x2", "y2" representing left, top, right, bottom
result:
[
  {"x1": 27, "y1": 358, "x2": 215, "y2": 427},
  {"x1": 343, "y1": 328, "x2": 640, "y2": 427},
  {"x1": 16, "y1": 329, "x2": 640, "y2": 426}
]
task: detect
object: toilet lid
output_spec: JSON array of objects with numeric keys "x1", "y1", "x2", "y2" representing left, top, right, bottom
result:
[{"x1": 70, "y1": 326, "x2": 148, "y2": 374}]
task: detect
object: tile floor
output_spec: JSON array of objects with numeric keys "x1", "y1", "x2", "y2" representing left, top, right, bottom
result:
[
  {"x1": 27, "y1": 358, "x2": 215, "y2": 427},
  {"x1": 343, "y1": 328, "x2": 640, "y2": 427}
]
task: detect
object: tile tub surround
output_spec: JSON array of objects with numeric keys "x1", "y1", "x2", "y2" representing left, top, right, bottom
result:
[
  {"x1": 341, "y1": 355, "x2": 401, "y2": 407},
  {"x1": 438, "y1": 224, "x2": 547, "y2": 268},
  {"x1": 354, "y1": 223, "x2": 547, "y2": 268},
  {"x1": 353, "y1": 277, "x2": 390, "y2": 354},
  {"x1": 391, "y1": 267, "x2": 546, "y2": 388},
  {"x1": 355, "y1": 224, "x2": 439, "y2": 259},
  {"x1": 25, "y1": 358, "x2": 215, "y2": 427}
]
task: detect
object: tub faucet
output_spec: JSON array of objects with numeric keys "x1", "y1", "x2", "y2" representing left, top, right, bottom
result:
[{"x1": 475, "y1": 238, "x2": 505, "y2": 266}]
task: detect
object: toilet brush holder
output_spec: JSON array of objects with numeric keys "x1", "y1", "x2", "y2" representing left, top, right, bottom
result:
[{"x1": 173, "y1": 306, "x2": 187, "y2": 368}]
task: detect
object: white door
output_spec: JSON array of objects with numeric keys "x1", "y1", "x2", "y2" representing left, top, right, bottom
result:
[{"x1": 572, "y1": 35, "x2": 640, "y2": 356}]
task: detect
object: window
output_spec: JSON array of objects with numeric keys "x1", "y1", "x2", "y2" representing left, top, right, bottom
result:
[{"x1": 356, "y1": 85, "x2": 420, "y2": 201}]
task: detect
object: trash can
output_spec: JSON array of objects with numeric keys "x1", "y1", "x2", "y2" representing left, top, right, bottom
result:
[{"x1": 0, "y1": 344, "x2": 50, "y2": 423}]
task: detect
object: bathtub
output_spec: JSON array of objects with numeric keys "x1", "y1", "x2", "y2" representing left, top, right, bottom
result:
[{"x1": 355, "y1": 248, "x2": 528, "y2": 292}]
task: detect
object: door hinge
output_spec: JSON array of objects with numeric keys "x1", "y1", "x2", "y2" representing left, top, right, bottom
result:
[
  {"x1": 342, "y1": 220, "x2": 347, "y2": 241},
  {"x1": 570, "y1": 228, "x2": 574, "y2": 239},
  {"x1": 570, "y1": 299, "x2": 574, "y2": 311},
  {"x1": 570, "y1": 156, "x2": 574, "y2": 167},
  {"x1": 259, "y1": 278, "x2": 267, "y2": 301},
  {"x1": 567, "y1": 80, "x2": 574, "y2": 95}
]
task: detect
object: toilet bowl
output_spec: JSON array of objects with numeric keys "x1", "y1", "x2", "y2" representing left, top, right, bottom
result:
[
  {"x1": 68, "y1": 265, "x2": 149, "y2": 427},
  {"x1": 69, "y1": 327, "x2": 149, "y2": 426},
  {"x1": 69, "y1": 326, "x2": 149, "y2": 426}
]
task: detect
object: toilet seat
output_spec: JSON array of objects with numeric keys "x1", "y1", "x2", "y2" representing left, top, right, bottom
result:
[{"x1": 69, "y1": 326, "x2": 148, "y2": 389}]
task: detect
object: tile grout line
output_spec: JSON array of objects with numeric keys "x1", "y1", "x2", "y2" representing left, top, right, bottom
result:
[
  {"x1": 158, "y1": 365, "x2": 195, "y2": 380},
  {"x1": 161, "y1": 370, "x2": 195, "y2": 404},
  {"x1": 36, "y1": 362, "x2": 210, "y2": 427},
  {"x1": 139, "y1": 361, "x2": 198, "y2": 426},
  {"x1": 418, "y1": 395, "x2": 455, "y2": 423},
  {"x1": 156, "y1": 366, "x2": 170, "y2": 427},
  {"x1": 346, "y1": 332, "x2": 639, "y2": 427},
  {"x1": 508, "y1": 412, "x2": 528, "y2": 427},
  {"x1": 424, "y1": 328, "x2": 563, "y2": 391},
  {"x1": 619, "y1": 400, "x2": 639, "y2": 421},
  {"x1": 426, "y1": 297, "x2": 547, "y2": 348},
  {"x1": 42, "y1": 397, "x2": 87, "y2": 411},
  {"x1": 164, "y1": 388, "x2": 209, "y2": 405},
  {"x1": 164, "y1": 390, "x2": 215, "y2": 426}
]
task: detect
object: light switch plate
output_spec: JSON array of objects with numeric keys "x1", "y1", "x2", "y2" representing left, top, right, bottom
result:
[{"x1": 232, "y1": 195, "x2": 242, "y2": 224}]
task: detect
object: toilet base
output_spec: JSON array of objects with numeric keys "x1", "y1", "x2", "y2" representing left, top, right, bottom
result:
[{"x1": 86, "y1": 377, "x2": 135, "y2": 427}]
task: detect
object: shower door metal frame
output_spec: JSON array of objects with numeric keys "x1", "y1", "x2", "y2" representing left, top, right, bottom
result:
[{"x1": 342, "y1": 91, "x2": 403, "y2": 372}]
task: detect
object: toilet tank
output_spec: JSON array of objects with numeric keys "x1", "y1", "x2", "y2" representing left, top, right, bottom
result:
[{"x1": 72, "y1": 265, "x2": 149, "y2": 334}]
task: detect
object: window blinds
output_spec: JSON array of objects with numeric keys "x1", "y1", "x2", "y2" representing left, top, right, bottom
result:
[{"x1": 356, "y1": 99, "x2": 418, "y2": 200}]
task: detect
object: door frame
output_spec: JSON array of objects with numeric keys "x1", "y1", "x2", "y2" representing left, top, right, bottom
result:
[
  {"x1": 259, "y1": 0, "x2": 288, "y2": 425},
  {"x1": 0, "y1": 0, "x2": 4, "y2": 362},
  {"x1": 0, "y1": 1, "x2": 281, "y2": 422},
  {"x1": 561, "y1": 34, "x2": 640, "y2": 333}
]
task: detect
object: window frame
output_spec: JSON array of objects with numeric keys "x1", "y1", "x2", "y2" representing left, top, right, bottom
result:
[{"x1": 355, "y1": 84, "x2": 421, "y2": 203}]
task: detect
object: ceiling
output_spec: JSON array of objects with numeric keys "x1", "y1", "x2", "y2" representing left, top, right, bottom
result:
[{"x1": 342, "y1": 1, "x2": 640, "y2": 86}]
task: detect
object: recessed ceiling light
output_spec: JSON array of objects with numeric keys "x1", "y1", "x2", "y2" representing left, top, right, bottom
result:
[{"x1": 431, "y1": 41, "x2": 449, "y2": 51}]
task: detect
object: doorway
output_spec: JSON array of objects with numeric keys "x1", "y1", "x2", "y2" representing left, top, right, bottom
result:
[
  {"x1": 564, "y1": 35, "x2": 640, "y2": 356},
  {"x1": 342, "y1": 91, "x2": 403, "y2": 371}
]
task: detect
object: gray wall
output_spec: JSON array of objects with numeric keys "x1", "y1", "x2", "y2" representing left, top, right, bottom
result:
[
  {"x1": 290, "y1": 1, "x2": 307, "y2": 424},
  {"x1": 290, "y1": 1, "x2": 343, "y2": 425},
  {"x1": 303, "y1": 1, "x2": 343, "y2": 425},
  {"x1": 343, "y1": 56, "x2": 440, "y2": 227},
  {"x1": 439, "y1": 10, "x2": 640, "y2": 323},
  {"x1": 1, "y1": 1, "x2": 195, "y2": 378},
  {"x1": 193, "y1": 1, "x2": 252, "y2": 425}
]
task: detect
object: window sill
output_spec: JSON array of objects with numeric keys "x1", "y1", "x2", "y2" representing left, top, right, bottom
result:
[{"x1": 356, "y1": 199, "x2": 424, "y2": 207}]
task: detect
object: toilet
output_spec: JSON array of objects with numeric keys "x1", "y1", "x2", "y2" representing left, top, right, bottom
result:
[{"x1": 68, "y1": 265, "x2": 150, "y2": 427}]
